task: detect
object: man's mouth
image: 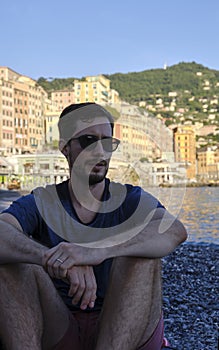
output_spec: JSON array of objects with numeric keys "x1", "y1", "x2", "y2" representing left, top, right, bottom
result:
[
  {"x1": 87, "y1": 159, "x2": 107, "y2": 166},
  {"x1": 87, "y1": 159, "x2": 107, "y2": 171},
  {"x1": 95, "y1": 160, "x2": 107, "y2": 167}
]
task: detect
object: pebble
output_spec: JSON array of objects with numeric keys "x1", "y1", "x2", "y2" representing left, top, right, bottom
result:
[{"x1": 162, "y1": 242, "x2": 219, "y2": 350}]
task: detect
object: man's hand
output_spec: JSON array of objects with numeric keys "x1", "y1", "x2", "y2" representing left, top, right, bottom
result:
[
  {"x1": 42, "y1": 242, "x2": 105, "y2": 273},
  {"x1": 45, "y1": 259, "x2": 97, "y2": 310},
  {"x1": 67, "y1": 265, "x2": 97, "y2": 310},
  {"x1": 42, "y1": 243, "x2": 102, "y2": 310}
]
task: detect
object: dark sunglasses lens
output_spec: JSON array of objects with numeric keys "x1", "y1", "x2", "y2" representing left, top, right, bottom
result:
[
  {"x1": 78, "y1": 136, "x2": 120, "y2": 152},
  {"x1": 79, "y1": 135, "x2": 97, "y2": 149},
  {"x1": 112, "y1": 139, "x2": 120, "y2": 151},
  {"x1": 101, "y1": 138, "x2": 120, "y2": 152}
]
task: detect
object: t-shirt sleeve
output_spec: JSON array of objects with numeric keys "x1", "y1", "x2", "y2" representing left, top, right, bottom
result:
[
  {"x1": 2, "y1": 194, "x2": 41, "y2": 238},
  {"x1": 122, "y1": 185, "x2": 165, "y2": 228}
]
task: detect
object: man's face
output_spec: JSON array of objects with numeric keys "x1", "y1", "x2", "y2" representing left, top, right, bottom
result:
[{"x1": 65, "y1": 117, "x2": 113, "y2": 185}]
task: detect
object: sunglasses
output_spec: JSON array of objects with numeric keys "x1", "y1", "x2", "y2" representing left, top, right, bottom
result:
[{"x1": 70, "y1": 134, "x2": 120, "y2": 152}]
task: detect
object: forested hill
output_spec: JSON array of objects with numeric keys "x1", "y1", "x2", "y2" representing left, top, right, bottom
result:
[
  {"x1": 37, "y1": 62, "x2": 219, "y2": 104},
  {"x1": 106, "y1": 62, "x2": 219, "y2": 103}
]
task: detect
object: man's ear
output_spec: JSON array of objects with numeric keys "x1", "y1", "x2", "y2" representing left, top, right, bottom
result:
[{"x1": 59, "y1": 139, "x2": 68, "y2": 157}]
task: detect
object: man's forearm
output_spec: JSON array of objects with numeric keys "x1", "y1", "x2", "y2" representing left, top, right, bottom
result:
[
  {"x1": 0, "y1": 219, "x2": 47, "y2": 265},
  {"x1": 105, "y1": 216, "x2": 187, "y2": 259},
  {"x1": 81, "y1": 210, "x2": 187, "y2": 260},
  {"x1": 43, "y1": 209, "x2": 187, "y2": 270}
]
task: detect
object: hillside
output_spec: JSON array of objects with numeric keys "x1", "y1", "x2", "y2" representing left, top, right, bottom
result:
[
  {"x1": 106, "y1": 62, "x2": 219, "y2": 103},
  {"x1": 37, "y1": 62, "x2": 219, "y2": 104}
]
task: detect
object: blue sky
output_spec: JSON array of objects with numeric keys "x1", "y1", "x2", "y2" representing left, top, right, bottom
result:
[{"x1": 1, "y1": 0, "x2": 219, "y2": 79}]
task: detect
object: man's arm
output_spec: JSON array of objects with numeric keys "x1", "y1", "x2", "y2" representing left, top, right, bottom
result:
[
  {"x1": 0, "y1": 213, "x2": 97, "y2": 310},
  {"x1": 0, "y1": 213, "x2": 47, "y2": 265},
  {"x1": 109, "y1": 208, "x2": 187, "y2": 258},
  {"x1": 43, "y1": 208, "x2": 187, "y2": 272}
]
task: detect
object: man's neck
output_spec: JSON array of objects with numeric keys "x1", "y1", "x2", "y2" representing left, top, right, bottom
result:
[{"x1": 68, "y1": 177, "x2": 106, "y2": 211}]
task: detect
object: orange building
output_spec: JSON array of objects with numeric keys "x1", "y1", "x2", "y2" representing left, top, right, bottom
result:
[
  {"x1": 0, "y1": 67, "x2": 48, "y2": 155},
  {"x1": 51, "y1": 89, "x2": 75, "y2": 111},
  {"x1": 0, "y1": 78, "x2": 14, "y2": 154}
]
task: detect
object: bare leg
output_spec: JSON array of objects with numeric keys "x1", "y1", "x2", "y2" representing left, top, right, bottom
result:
[
  {"x1": 95, "y1": 257, "x2": 162, "y2": 350},
  {"x1": 0, "y1": 264, "x2": 70, "y2": 350}
]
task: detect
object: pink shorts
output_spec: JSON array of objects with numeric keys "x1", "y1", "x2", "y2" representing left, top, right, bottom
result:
[{"x1": 52, "y1": 311, "x2": 167, "y2": 350}]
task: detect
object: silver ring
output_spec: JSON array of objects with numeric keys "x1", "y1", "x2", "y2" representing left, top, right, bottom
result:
[{"x1": 56, "y1": 258, "x2": 64, "y2": 264}]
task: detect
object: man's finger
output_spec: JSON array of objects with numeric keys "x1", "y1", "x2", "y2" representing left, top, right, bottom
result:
[
  {"x1": 68, "y1": 272, "x2": 80, "y2": 297},
  {"x1": 71, "y1": 275, "x2": 86, "y2": 306},
  {"x1": 80, "y1": 270, "x2": 97, "y2": 310}
]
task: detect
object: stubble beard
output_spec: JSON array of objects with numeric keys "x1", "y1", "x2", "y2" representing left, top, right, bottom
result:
[
  {"x1": 69, "y1": 158, "x2": 109, "y2": 186},
  {"x1": 88, "y1": 167, "x2": 108, "y2": 186}
]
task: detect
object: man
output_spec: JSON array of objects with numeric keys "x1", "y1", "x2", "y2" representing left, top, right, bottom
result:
[{"x1": 0, "y1": 102, "x2": 187, "y2": 350}]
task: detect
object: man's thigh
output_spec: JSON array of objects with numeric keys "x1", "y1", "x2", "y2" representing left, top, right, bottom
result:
[{"x1": 0, "y1": 264, "x2": 71, "y2": 349}]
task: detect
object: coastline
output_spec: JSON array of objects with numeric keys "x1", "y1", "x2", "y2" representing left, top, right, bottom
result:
[
  {"x1": 162, "y1": 241, "x2": 219, "y2": 350},
  {"x1": 159, "y1": 182, "x2": 219, "y2": 188}
]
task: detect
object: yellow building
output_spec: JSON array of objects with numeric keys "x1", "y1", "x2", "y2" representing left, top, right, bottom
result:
[
  {"x1": 74, "y1": 75, "x2": 117, "y2": 105},
  {"x1": 0, "y1": 66, "x2": 20, "y2": 81},
  {"x1": 50, "y1": 75, "x2": 120, "y2": 109},
  {"x1": 174, "y1": 126, "x2": 196, "y2": 180},
  {"x1": 197, "y1": 147, "x2": 219, "y2": 181},
  {"x1": 44, "y1": 111, "x2": 60, "y2": 148}
]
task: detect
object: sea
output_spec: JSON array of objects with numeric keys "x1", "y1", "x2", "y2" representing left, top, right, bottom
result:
[{"x1": 0, "y1": 186, "x2": 218, "y2": 245}]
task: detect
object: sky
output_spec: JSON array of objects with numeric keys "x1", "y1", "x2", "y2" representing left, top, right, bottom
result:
[{"x1": 1, "y1": 0, "x2": 219, "y2": 80}]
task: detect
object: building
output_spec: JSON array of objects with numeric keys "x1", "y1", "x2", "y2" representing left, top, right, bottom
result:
[
  {"x1": 114, "y1": 103, "x2": 173, "y2": 163},
  {"x1": 74, "y1": 75, "x2": 119, "y2": 105},
  {"x1": 7, "y1": 152, "x2": 69, "y2": 190},
  {"x1": 44, "y1": 111, "x2": 60, "y2": 148},
  {"x1": 51, "y1": 76, "x2": 120, "y2": 110},
  {"x1": 51, "y1": 89, "x2": 75, "y2": 111},
  {"x1": 14, "y1": 79, "x2": 29, "y2": 153},
  {"x1": 0, "y1": 67, "x2": 48, "y2": 155},
  {"x1": 197, "y1": 147, "x2": 219, "y2": 181},
  {"x1": 173, "y1": 126, "x2": 196, "y2": 180},
  {"x1": 19, "y1": 75, "x2": 46, "y2": 152}
]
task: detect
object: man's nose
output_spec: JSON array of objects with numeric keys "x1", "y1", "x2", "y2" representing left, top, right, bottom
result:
[{"x1": 93, "y1": 140, "x2": 105, "y2": 155}]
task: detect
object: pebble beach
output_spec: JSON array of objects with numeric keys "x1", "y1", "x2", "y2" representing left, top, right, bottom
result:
[{"x1": 162, "y1": 242, "x2": 219, "y2": 350}]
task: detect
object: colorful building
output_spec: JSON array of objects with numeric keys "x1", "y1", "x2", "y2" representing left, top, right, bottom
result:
[
  {"x1": 173, "y1": 126, "x2": 196, "y2": 180},
  {"x1": 197, "y1": 147, "x2": 219, "y2": 181}
]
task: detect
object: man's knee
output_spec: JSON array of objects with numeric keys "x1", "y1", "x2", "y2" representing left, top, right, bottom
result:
[
  {"x1": 111, "y1": 256, "x2": 161, "y2": 279},
  {"x1": 0, "y1": 263, "x2": 52, "y2": 296},
  {"x1": 106, "y1": 256, "x2": 162, "y2": 316},
  {"x1": 0, "y1": 263, "x2": 43, "y2": 280}
]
